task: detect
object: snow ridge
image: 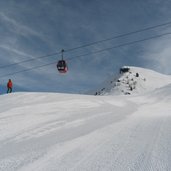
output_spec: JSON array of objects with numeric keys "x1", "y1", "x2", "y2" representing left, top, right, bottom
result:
[{"x1": 94, "y1": 66, "x2": 171, "y2": 96}]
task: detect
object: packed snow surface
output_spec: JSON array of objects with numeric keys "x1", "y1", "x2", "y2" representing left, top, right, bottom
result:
[{"x1": 0, "y1": 67, "x2": 171, "y2": 171}]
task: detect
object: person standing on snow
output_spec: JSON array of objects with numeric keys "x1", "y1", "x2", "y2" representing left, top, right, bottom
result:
[{"x1": 7, "y1": 79, "x2": 13, "y2": 93}]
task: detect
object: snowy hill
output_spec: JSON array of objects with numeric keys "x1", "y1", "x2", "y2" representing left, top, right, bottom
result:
[
  {"x1": 0, "y1": 67, "x2": 171, "y2": 170},
  {"x1": 93, "y1": 66, "x2": 171, "y2": 95}
]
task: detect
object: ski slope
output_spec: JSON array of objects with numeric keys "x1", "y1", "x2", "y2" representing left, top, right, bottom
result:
[
  {"x1": 0, "y1": 88, "x2": 171, "y2": 171},
  {"x1": 0, "y1": 67, "x2": 171, "y2": 171}
]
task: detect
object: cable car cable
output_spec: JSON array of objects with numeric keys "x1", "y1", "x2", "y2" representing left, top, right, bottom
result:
[
  {"x1": 0, "y1": 52, "x2": 61, "y2": 69},
  {"x1": 65, "y1": 21, "x2": 171, "y2": 53},
  {"x1": 0, "y1": 31, "x2": 171, "y2": 78},
  {"x1": 0, "y1": 62, "x2": 56, "y2": 78},
  {"x1": 1, "y1": 20, "x2": 171, "y2": 69},
  {"x1": 66, "y1": 32, "x2": 171, "y2": 61}
]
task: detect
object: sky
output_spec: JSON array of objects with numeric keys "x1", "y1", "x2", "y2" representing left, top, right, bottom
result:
[{"x1": 0, "y1": 0, "x2": 171, "y2": 94}]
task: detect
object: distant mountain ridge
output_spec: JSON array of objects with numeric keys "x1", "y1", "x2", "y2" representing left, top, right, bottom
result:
[{"x1": 93, "y1": 66, "x2": 171, "y2": 96}]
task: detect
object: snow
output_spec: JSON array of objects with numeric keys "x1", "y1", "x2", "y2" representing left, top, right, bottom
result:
[
  {"x1": 0, "y1": 67, "x2": 171, "y2": 171},
  {"x1": 93, "y1": 66, "x2": 171, "y2": 95}
]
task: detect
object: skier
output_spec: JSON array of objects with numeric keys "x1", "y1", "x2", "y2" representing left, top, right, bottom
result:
[{"x1": 7, "y1": 79, "x2": 13, "y2": 93}]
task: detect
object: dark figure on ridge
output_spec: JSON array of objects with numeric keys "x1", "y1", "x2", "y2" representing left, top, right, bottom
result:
[{"x1": 7, "y1": 79, "x2": 13, "y2": 93}]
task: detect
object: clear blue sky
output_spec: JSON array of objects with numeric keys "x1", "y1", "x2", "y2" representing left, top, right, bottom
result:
[{"x1": 0, "y1": 0, "x2": 171, "y2": 94}]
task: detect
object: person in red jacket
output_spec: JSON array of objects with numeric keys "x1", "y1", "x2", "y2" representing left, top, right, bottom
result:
[{"x1": 7, "y1": 79, "x2": 13, "y2": 93}]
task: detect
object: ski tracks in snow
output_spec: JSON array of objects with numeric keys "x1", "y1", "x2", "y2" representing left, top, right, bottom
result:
[
  {"x1": 0, "y1": 93, "x2": 171, "y2": 170},
  {"x1": 69, "y1": 115, "x2": 171, "y2": 171}
]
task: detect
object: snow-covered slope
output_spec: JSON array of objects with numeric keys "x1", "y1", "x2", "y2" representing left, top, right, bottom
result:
[
  {"x1": 93, "y1": 66, "x2": 171, "y2": 95},
  {"x1": 0, "y1": 67, "x2": 171, "y2": 171}
]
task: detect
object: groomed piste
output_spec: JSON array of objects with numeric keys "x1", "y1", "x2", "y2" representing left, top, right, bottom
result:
[{"x1": 0, "y1": 67, "x2": 171, "y2": 171}]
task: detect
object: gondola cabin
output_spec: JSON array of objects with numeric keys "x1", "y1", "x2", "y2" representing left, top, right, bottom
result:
[
  {"x1": 57, "y1": 60, "x2": 68, "y2": 73},
  {"x1": 57, "y1": 49, "x2": 68, "y2": 73}
]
